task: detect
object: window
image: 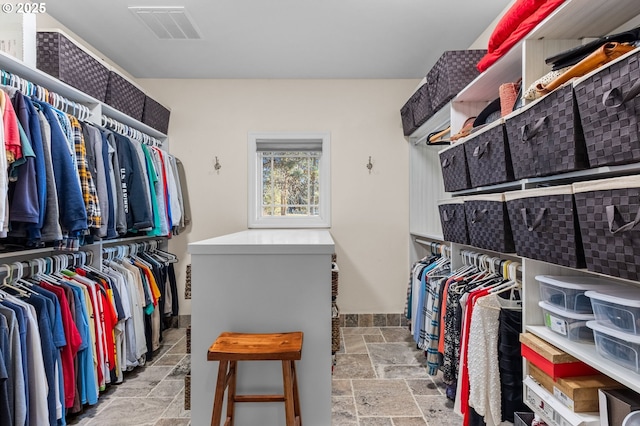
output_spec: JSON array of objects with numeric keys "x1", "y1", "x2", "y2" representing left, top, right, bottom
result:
[{"x1": 248, "y1": 132, "x2": 331, "y2": 228}]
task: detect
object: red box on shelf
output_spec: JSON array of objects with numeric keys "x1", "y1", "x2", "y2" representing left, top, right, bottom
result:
[{"x1": 520, "y1": 332, "x2": 598, "y2": 380}]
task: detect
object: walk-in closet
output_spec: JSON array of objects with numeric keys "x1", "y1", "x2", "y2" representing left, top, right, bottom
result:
[{"x1": 2, "y1": 1, "x2": 640, "y2": 425}]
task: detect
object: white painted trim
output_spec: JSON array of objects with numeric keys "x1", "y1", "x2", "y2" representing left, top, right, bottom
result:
[{"x1": 248, "y1": 132, "x2": 331, "y2": 229}]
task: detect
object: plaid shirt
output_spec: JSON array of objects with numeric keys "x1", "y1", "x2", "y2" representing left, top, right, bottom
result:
[
  {"x1": 418, "y1": 272, "x2": 449, "y2": 375},
  {"x1": 69, "y1": 116, "x2": 101, "y2": 228}
]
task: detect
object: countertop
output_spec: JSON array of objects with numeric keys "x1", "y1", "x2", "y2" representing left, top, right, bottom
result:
[{"x1": 188, "y1": 229, "x2": 335, "y2": 255}]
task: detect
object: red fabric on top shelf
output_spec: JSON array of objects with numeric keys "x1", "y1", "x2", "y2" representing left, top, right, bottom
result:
[{"x1": 478, "y1": 0, "x2": 566, "y2": 72}]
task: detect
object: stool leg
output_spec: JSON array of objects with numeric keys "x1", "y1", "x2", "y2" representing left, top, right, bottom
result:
[
  {"x1": 211, "y1": 360, "x2": 229, "y2": 426},
  {"x1": 226, "y1": 361, "x2": 237, "y2": 426},
  {"x1": 291, "y1": 361, "x2": 302, "y2": 426},
  {"x1": 282, "y1": 361, "x2": 296, "y2": 426}
]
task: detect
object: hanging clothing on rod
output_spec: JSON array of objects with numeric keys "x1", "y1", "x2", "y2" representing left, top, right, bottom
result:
[
  {"x1": 405, "y1": 246, "x2": 526, "y2": 426},
  {"x1": 0, "y1": 68, "x2": 189, "y2": 251},
  {"x1": 0, "y1": 69, "x2": 92, "y2": 121},
  {"x1": 0, "y1": 242, "x2": 179, "y2": 425},
  {"x1": 100, "y1": 115, "x2": 162, "y2": 147}
]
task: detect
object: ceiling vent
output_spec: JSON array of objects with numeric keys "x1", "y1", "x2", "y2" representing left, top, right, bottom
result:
[{"x1": 129, "y1": 6, "x2": 202, "y2": 39}]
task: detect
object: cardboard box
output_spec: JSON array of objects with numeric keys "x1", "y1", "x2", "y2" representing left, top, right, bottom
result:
[
  {"x1": 520, "y1": 333, "x2": 598, "y2": 379},
  {"x1": 598, "y1": 389, "x2": 640, "y2": 426},
  {"x1": 528, "y1": 361, "x2": 623, "y2": 412},
  {"x1": 524, "y1": 376, "x2": 601, "y2": 426}
]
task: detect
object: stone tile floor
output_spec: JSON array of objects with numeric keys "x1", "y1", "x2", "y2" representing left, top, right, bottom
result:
[
  {"x1": 67, "y1": 326, "x2": 461, "y2": 425},
  {"x1": 332, "y1": 327, "x2": 460, "y2": 426}
]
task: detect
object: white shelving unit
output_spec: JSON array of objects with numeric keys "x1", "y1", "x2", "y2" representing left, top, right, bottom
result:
[
  {"x1": 0, "y1": 49, "x2": 168, "y2": 143},
  {"x1": 406, "y1": 0, "x2": 640, "y2": 423},
  {"x1": 0, "y1": 35, "x2": 171, "y2": 265}
]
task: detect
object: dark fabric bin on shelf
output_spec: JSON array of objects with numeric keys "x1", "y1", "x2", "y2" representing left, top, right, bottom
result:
[
  {"x1": 514, "y1": 412, "x2": 534, "y2": 426},
  {"x1": 426, "y1": 49, "x2": 487, "y2": 112},
  {"x1": 411, "y1": 84, "x2": 433, "y2": 130},
  {"x1": 573, "y1": 176, "x2": 640, "y2": 281},
  {"x1": 504, "y1": 84, "x2": 588, "y2": 180},
  {"x1": 36, "y1": 31, "x2": 110, "y2": 101},
  {"x1": 105, "y1": 71, "x2": 145, "y2": 121},
  {"x1": 331, "y1": 302, "x2": 340, "y2": 353},
  {"x1": 438, "y1": 199, "x2": 469, "y2": 244},
  {"x1": 400, "y1": 100, "x2": 415, "y2": 136},
  {"x1": 505, "y1": 186, "x2": 585, "y2": 268},
  {"x1": 464, "y1": 121, "x2": 514, "y2": 187},
  {"x1": 439, "y1": 143, "x2": 471, "y2": 192},
  {"x1": 464, "y1": 194, "x2": 515, "y2": 253},
  {"x1": 400, "y1": 83, "x2": 432, "y2": 136},
  {"x1": 142, "y1": 96, "x2": 171, "y2": 134},
  {"x1": 574, "y1": 49, "x2": 640, "y2": 167}
]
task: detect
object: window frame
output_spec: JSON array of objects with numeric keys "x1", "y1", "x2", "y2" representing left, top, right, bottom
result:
[{"x1": 248, "y1": 132, "x2": 331, "y2": 229}]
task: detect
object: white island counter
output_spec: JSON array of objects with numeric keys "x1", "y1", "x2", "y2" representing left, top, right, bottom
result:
[{"x1": 188, "y1": 229, "x2": 335, "y2": 426}]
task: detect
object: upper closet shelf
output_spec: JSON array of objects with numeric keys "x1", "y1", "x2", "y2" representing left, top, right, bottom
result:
[
  {"x1": 451, "y1": 161, "x2": 640, "y2": 196},
  {"x1": 0, "y1": 49, "x2": 96, "y2": 103},
  {"x1": 455, "y1": 0, "x2": 640, "y2": 103},
  {"x1": 0, "y1": 50, "x2": 167, "y2": 139},
  {"x1": 405, "y1": 103, "x2": 450, "y2": 146}
]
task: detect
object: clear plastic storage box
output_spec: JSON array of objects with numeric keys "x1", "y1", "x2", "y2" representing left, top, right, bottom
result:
[
  {"x1": 536, "y1": 275, "x2": 617, "y2": 314},
  {"x1": 585, "y1": 289, "x2": 640, "y2": 335},
  {"x1": 539, "y1": 300, "x2": 595, "y2": 342},
  {"x1": 587, "y1": 320, "x2": 640, "y2": 373}
]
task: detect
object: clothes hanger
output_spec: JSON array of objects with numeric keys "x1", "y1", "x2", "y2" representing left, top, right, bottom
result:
[{"x1": 0, "y1": 263, "x2": 29, "y2": 297}]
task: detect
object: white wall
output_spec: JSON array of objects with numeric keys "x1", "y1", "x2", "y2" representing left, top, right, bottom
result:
[{"x1": 140, "y1": 79, "x2": 417, "y2": 315}]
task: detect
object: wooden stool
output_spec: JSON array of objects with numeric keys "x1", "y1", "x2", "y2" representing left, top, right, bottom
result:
[{"x1": 207, "y1": 331, "x2": 303, "y2": 426}]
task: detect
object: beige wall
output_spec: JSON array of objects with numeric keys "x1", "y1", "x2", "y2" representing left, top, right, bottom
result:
[{"x1": 140, "y1": 79, "x2": 417, "y2": 315}]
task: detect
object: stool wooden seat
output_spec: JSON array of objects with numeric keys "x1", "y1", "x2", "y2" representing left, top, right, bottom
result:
[{"x1": 207, "y1": 331, "x2": 303, "y2": 426}]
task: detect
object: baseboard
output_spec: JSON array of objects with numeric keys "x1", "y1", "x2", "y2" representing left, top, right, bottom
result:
[
  {"x1": 177, "y1": 313, "x2": 407, "y2": 329},
  {"x1": 339, "y1": 313, "x2": 408, "y2": 328}
]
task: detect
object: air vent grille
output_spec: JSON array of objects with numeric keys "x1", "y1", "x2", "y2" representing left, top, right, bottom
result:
[{"x1": 129, "y1": 6, "x2": 201, "y2": 40}]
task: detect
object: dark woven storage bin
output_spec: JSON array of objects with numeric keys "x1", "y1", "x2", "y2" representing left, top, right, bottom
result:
[
  {"x1": 426, "y1": 49, "x2": 487, "y2": 112},
  {"x1": 400, "y1": 84, "x2": 432, "y2": 136},
  {"x1": 464, "y1": 194, "x2": 515, "y2": 253},
  {"x1": 464, "y1": 121, "x2": 514, "y2": 187},
  {"x1": 573, "y1": 176, "x2": 640, "y2": 281},
  {"x1": 574, "y1": 49, "x2": 640, "y2": 167},
  {"x1": 514, "y1": 412, "x2": 534, "y2": 426},
  {"x1": 36, "y1": 31, "x2": 109, "y2": 101},
  {"x1": 504, "y1": 84, "x2": 588, "y2": 180},
  {"x1": 438, "y1": 200, "x2": 469, "y2": 244},
  {"x1": 505, "y1": 186, "x2": 585, "y2": 268},
  {"x1": 332, "y1": 302, "x2": 340, "y2": 353},
  {"x1": 105, "y1": 71, "x2": 145, "y2": 121},
  {"x1": 331, "y1": 262, "x2": 339, "y2": 297},
  {"x1": 142, "y1": 96, "x2": 171, "y2": 134},
  {"x1": 400, "y1": 100, "x2": 415, "y2": 136},
  {"x1": 331, "y1": 253, "x2": 337, "y2": 263},
  {"x1": 439, "y1": 143, "x2": 471, "y2": 192},
  {"x1": 184, "y1": 373, "x2": 191, "y2": 410},
  {"x1": 186, "y1": 325, "x2": 191, "y2": 354},
  {"x1": 411, "y1": 84, "x2": 433, "y2": 130}
]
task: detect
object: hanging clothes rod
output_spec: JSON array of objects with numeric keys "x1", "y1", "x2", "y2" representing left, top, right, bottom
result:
[
  {"x1": 101, "y1": 114, "x2": 162, "y2": 147},
  {"x1": 0, "y1": 68, "x2": 92, "y2": 120},
  {"x1": 414, "y1": 239, "x2": 451, "y2": 258},
  {"x1": 0, "y1": 250, "x2": 93, "y2": 281},
  {"x1": 101, "y1": 238, "x2": 165, "y2": 260},
  {"x1": 459, "y1": 249, "x2": 522, "y2": 280}
]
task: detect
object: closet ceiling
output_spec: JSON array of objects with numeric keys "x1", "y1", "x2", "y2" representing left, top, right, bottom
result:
[{"x1": 46, "y1": 0, "x2": 512, "y2": 79}]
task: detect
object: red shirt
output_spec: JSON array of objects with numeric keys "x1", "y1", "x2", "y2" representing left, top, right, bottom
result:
[{"x1": 40, "y1": 281, "x2": 82, "y2": 408}]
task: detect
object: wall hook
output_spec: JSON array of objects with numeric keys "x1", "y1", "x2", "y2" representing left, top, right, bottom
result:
[
  {"x1": 366, "y1": 156, "x2": 373, "y2": 174},
  {"x1": 214, "y1": 157, "x2": 222, "y2": 174}
]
